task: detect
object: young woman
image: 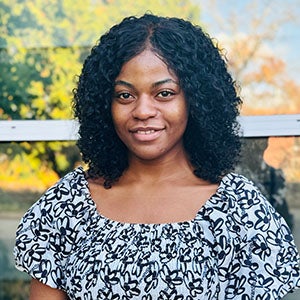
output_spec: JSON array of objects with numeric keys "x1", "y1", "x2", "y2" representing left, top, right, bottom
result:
[{"x1": 14, "y1": 14, "x2": 300, "y2": 299}]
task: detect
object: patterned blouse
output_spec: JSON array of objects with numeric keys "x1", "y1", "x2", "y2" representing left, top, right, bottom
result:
[{"x1": 14, "y1": 167, "x2": 300, "y2": 299}]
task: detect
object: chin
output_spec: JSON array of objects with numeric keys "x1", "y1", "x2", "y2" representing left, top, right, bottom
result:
[{"x1": 130, "y1": 149, "x2": 166, "y2": 162}]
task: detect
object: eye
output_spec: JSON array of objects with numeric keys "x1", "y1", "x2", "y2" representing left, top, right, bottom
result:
[
  {"x1": 114, "y1": 92, "x2": 134, "y2": 103},
  {"x1": 118, "y1": 92, "x2": 132, "y2": 99},
  {"x1": 157, "y1": 90, "x2": 175, "y2": 98}
]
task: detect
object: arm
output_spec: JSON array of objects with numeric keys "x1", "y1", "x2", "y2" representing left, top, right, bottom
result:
[{"x1": 29, "y1": 279, "x2": 68, "y2": 300}]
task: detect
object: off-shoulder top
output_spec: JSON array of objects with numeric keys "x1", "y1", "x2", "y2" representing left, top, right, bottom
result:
[{"x1": 14, "y1": 167, "x2": 300, "y2": 299}]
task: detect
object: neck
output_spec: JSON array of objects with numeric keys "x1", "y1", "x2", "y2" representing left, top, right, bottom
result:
[{"x1": 122, "y1": 149, "x2": 196, "y2": 185}]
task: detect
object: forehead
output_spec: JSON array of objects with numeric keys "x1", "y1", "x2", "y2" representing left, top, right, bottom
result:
[{"x1": 116, "y1": 50, "x2": 177, "y2": 81}]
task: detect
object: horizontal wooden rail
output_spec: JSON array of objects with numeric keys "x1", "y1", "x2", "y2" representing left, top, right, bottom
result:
[
  {"x1": 0, "y1": 114, "x2": 300, "y2": 141},
  {"x1": 0, "y1": 120, "x2": 79, "y2": 141},
  {"x1": 239, "y1": 114, "x2": 300, "y2": 137}
]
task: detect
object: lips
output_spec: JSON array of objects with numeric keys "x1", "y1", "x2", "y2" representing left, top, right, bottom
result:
[
  {"x1": 130, "y1": 127, "x2": 164, "y2": 141},
  {"x1": 136, "y1": 129, "x2": 156, "y2": 135}
]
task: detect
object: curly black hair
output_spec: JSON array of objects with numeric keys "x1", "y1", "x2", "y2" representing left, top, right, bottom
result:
[{"x1": 73, "y1": 14, "x2": 242, "y2": 188}]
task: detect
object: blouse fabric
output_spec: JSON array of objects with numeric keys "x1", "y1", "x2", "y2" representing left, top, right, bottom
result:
[{"x1": 14, "y1": 167, "x2": 300, "y2": 299}]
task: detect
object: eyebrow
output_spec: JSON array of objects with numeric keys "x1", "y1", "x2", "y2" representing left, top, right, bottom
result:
[
  {"x1": 114, "y1": 78, "x2": 179, "y2": 89},
  {"x1": 152, "y1": 78, "x2": 179, "y2": 88}
]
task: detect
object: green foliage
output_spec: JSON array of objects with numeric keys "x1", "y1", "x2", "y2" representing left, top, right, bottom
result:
[
  {"x1": 0, "y1": 0, "x2": 201, "y2": 183},
  {"x1": 1, "y1": 0, "x2": 201, "y2": 121}
]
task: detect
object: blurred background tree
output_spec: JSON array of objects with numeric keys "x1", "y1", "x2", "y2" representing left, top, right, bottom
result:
[
  {"x1": 200, "y1": 0, "x2": 300, "y2": 116},
  {"x1": 1, "y1": 0, "x2": 299, "y2": 190},
  {"x1": 1, "y1": 2, "x2": 300, "y2": 299},
  {"x1": 0, "y1": 0, "x2": 200, "y2": 191},
  {"x1": 198, "y1": 0, "x2": 300, "y2": 184}
]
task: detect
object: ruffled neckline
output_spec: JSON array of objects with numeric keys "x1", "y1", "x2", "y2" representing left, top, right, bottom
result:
[{"x1": 75, "y1": 166, "x2": 233, "y2": 227}]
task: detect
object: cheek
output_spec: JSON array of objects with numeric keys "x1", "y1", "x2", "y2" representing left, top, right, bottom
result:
[
  {"x1": 181, "y1": 102, "x2": 189, "y2": 126},
  {"x1": 171, "y1": 103, "x2": 188, "y2": 129},
  {"x1": 111, "y1": 104, "x2": 122, "y2": 125},
  {"x1": 111, "y1": 106, "x2": 124, "y2": 137}
]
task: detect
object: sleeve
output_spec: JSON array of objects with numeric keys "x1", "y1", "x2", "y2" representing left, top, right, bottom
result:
[
  {"x1": 13, "y1": 178, "x2": 82, "y2": 291},
  {"x1": 240, "y1": 177, "x2": 300, "y2": 298}
]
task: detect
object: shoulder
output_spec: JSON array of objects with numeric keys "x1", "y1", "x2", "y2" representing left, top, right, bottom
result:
[
  {"x1": 214, "y1": 174, "x2": 300, "y2": 297},
  {"x1": 16, "y1": 167, "x2": 93, "y2": 236},
  {"x1": 219, "y1": 173, "x2": 289, "y2": 234},
  {"x1": 221, "y1": 172, "x2": 260, "y2": 192},
  {"x1": 218, "y1": 172, "x2": 267, "y2": 208},
  {"x1": 43, "y1": 166, "x2": 88, "y2": 201},
  {"x1": 38, "y1": 166, "x2": 90, "y2": 213},
  {"x1": 14, "y1": 167, "x2": 95, "y2": 288},
  {"x1": 220, "y1": 172, "x2": 269, "y2": 207},
  {"x1": 27, "y1": 167, "x2": 87, "y2": 220},
  {"x1": 215, "y1": 173, "x2": 284, "y2": 232}
]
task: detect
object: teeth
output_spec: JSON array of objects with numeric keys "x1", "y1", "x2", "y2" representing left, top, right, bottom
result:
[{"x1": 136, "y1": 130, "x2": 156, "y2": 135}]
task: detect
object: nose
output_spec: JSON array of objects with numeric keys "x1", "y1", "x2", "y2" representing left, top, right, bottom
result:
[{"x1": 132, "y1": 95, "x2": 158, "y2": 120}]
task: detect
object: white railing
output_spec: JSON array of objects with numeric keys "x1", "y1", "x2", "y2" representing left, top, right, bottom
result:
[{"x1": 0, "y1": 114, "x2": 300, "y2": 141}]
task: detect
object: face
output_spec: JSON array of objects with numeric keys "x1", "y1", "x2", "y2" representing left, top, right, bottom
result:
[{"x1": 111, "y1": 50, "x2": 188, "y2": 162}]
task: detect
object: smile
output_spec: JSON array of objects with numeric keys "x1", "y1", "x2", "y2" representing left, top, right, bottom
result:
[
  {"x1": 130, "y1": 127, "x2": 164, "y2": 142},
  {"x1": 136, "y1": 129, "x2": 157, "y2": 135}
]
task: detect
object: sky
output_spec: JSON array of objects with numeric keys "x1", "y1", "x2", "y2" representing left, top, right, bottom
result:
[{"x1": 196, "y1": 0, "x2": 300, "y2": 84}]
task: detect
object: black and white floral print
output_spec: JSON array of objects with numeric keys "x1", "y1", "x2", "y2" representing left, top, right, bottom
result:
[{"x1": 14, "y1": 167, "x2": 300, "y2": 299}]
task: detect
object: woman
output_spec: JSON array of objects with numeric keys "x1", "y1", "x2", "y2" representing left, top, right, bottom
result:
[{"x1": 14, "y1": 14, "x2": 300, "y2": 299}]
